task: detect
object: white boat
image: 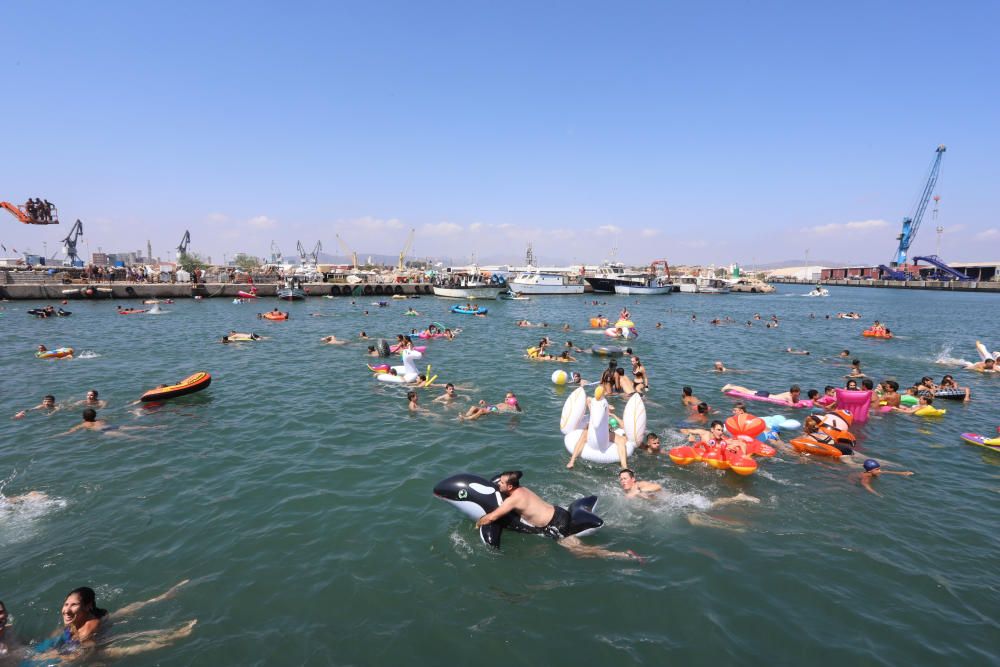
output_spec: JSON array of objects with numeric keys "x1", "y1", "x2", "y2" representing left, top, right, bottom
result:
[
  {"x1": 613, "y1": 275, "x2": 673, "y2": 295},
  {"x1": 806, "y1": 286, "x2": 830, "y2": 297},
  {"x1": 727, "y1": 277, "x2": 775, "y2": 293},
  {"x1": 676, "y1": 274, "x2": 730, "y2": 294},
  {"x1": 510, "y1": 270, "x2": 585, "y2": 295},
  {"x1": 432, "y1": 266, "x2": 507, "y2": 300},
  {"x1": 277, "y1": 277, "x2": 307, "y2": 301},
  {"x1": 498, "y1": 289, "x2": 531, "y2": 300}
]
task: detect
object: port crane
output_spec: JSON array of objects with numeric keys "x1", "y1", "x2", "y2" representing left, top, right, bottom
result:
[
  {"x1": 61, "y1": 219, "x2": 84, "y2": 267},
  {"x1": 335, "y1": 234, "x2": 359, "y2": 271},
  {"x1": 176, "y1": 230, "x2": 191, "y2": 261},
  {"x1": 296, "y1": 240, "x2": 322, "y2": 266},
  {"x1": 878, "y1": 145, "x2": 961, "y2": 280},
  {"x1": 1, "y1": 199, "x2": 59, "y2": 225},
  {"x1": 397, "y1": 228, "x2": 415, "y2": 272},
  {"x1": 269, "y1": 240, "x2": 284, "y2": 265}
]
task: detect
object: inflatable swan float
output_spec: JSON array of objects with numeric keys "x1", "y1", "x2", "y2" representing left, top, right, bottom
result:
[
  {"x1": 560, "y1": 387, "x2": 646, "y2": 464},
  {"x1": 376, "y1": 348, "x2": 424, "y2": 383}
]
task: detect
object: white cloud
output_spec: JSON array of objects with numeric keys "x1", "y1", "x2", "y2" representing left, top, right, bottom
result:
[
  {"x1": 596, "y1": 225, "x2": 622, "y2": 236},
  {"x1": 639, "y1": 228, "x2": 660, "y2": 238},
  {"x1": 421, "y1": 221, "x2": 463, "y2": 236},
  {"x1": 348, "y1": 216, "x2": 405, "y2": 233},
  {"x1": 975, "y1": 228, "x2": 999, "y2": 240},
  {"x1": 469, "y1": 222, "x2": 484, "y2": 232},
  {"x1": 248, "y1": 215, "x2": 277, "y2": 229},
  {"x1": 206, "y1": 212, "x2": 229, "y2": 223},
  {"x1": 807, "y1": 219, "x2": 888, "y2": 235}
]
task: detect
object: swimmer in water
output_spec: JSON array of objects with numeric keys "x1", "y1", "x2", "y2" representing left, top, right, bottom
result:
[
  {"x1": 786, "y1": 348, "x2": 810, "y2": 355},
  {"x1": 681, "y1": 386, "x2": 701, "y2": 410},
  {"x1": 75, "y1": 390, "x2": 106, "y2": 409},
  {"x1": 27, "y1": 583, "x2": 195, "y2": 663},
  {"x1": 637, "y1": 432, "x2": 661, "y2": 454},
  {"x1": 321, "y1": 335, "x2": 348, "y2": 345},
  {"x1": 860, "y1": 459, "x2": 914, "y2": 497},
  {"x1": 461, "y1": 393, "x2": 522, "y2": 420},
  {"x1": 0, "y1": 490, "x2": 51, "y2": 510},
  {"x1": 59, "y1": 408, "x2": 113, "y2": 434},
  {"x1": 433, "y1": 383, "x2": 460, "y2": 404},
  {"x1": 13, "y1": 394, "x2": 58, "y2": 419},
  {"x1": 406, "y1": 391, "x2": 423, "y2": 413},
  {"x1": 713, "y1": 361, "x2": 727, "y2": 372},
  {"x1": 475, "y1": 471, "x2": 638, "y2": 560},
  {"x1": 618, "y1": 469, "x2": 661, "y2": 498}
]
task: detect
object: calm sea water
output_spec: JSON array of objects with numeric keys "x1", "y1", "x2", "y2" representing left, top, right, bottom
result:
[{"x1": 2, "y1": 286, "x2": 998, "y2": 666}]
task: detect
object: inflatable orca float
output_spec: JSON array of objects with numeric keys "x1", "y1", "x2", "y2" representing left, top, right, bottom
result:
[{"x1": 433, "y1": 472, "x2": 604, "y2": 549}]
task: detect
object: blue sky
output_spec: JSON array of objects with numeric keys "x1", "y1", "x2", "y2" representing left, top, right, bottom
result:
[{"x1": 2, "y1": 1, "x2": 998, "y2": 266}]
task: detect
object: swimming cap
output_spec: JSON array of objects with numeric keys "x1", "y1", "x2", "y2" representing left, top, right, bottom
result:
[
  {"x1": 863, "y1": 459, "x2": 880, "y2": 472},
  {"x1": 594, "y1": 386, "x2": 605, "y2": 400}
]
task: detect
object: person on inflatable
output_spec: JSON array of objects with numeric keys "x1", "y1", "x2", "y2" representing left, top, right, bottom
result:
[
  {"x1": 892, "y1": 394, "x2": 936, "y2": 414},
  {"x1": 938, "y1": 374, "x2": 971, "y2": 401},
  {"x1": 461, "y1": 392, "x2": 522, "y2": 420},
  {"x1": 860, "y1": 459, "x2": 914, "y2": 497},
  {"x1": 967, "y1": 358, "x2": 996, "y2": 373},
  {"x1": 475, "y1": 471, "x2": 637, "y2": 560}
]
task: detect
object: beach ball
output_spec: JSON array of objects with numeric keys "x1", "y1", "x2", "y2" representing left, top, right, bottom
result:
[{"x1": 551, "y1": 369, "x2": 568, "y2": 385}]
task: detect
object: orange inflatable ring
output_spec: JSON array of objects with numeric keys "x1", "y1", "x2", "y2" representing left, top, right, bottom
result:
[
  {"x1": 862, "y1": 330, "x2": 893, "y2": 339},
  {"x1": 263, "y1": 312, "x2": 289, "y2": 321}
]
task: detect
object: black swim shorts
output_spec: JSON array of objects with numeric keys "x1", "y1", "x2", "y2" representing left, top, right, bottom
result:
[{"x1": 543, "y1": 506, "x2": 572, "y2": 541}]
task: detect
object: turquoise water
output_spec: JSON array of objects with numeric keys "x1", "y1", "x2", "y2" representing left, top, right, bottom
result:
[{"x1": 2, "y1": 286, "x2": 998, "y2": 665}]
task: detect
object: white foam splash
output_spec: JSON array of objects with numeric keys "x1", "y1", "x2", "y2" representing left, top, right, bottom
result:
[
  {"x1": 76, "y1": 351, "x2": 101, "y2": 359},
  {"x1": 0, "y1": 491, "x2": 68, "y2": 546},
  {"x1": 933, "y1": 344, "x2": 971, "y2": 367}
]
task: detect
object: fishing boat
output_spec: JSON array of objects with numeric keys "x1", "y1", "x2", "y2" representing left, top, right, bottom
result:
[
  {"x1": 676, "y1": 274, "x2": 730, "y2": 294},
  {"x1": 432, "y1": 266, "x2": 506, "y2": 300},
  {"x1": 277, "y1": 277, "x2": 307, "y2": 301},
  {"x1": 613, "y1": 275, "x2": 672, "y2": 295}
]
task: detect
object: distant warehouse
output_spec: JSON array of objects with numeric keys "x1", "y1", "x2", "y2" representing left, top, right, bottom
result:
[{"x1": 822, "y1": 261, "x2": 999, "y2": 282}]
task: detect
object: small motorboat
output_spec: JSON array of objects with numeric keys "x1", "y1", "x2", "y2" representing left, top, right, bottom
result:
[
  {"x1": 806, "y1": 286, "x2": 829, "y2": 297},
  {"x1": 498, "y1": 290, "x2": 530, "y2": 301}
]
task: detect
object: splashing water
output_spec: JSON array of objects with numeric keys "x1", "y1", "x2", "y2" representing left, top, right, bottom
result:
[{"x1": 932, "y1": 344, "x2": 971, "y2": 367}]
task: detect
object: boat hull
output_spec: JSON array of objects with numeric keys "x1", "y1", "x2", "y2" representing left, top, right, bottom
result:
[
  {"x1": 614, "y1": 284, "x2": 672, "y2": 295},
  {"x1": 432, "y1": 285, "x2": 504, "y2": 300},
  {"x1": 509, "y1": 282, "x2": 585, "y2": 295}
]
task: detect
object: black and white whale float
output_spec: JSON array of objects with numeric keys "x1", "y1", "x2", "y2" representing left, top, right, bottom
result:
[{"x1": 433, "y1": 472, "x2": 604, "y2": 549}]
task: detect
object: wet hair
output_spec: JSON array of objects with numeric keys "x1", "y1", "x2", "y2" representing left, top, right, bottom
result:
[
  {"x1": 406, "y1": 391, "x2": 416, "y2": 401},
  {"x1": 66, "y1": 587, "x2": 108, "y2": 619},
  {"x1": 846, "y1": 380, "x2": 858, "y2": 389},
  {"x1": 445, "y1": 383, "x2": 455, "y2": 389},
  {"x1": 88, "y1": 389, "x2": 99, "y2": 398},
  {"x1": 696, "y1": 402, "x2": 708, "y2": 414},
  {"x1": 619, "y1": 469, "x2": 635, "y2": 479},
  {"x1": 644, "y1": 432, "x2": 659, "y2": 443},
  {"x1": 807, "y1": 389, "x2": 819, "y2": 399},
  {"x1": 499, "y1": 470, "x2": 522, "y2": 488},
  {"x1": 82, "y1": 408, "x2": 97, "y2": 422},
  {"x1": 789, "y1": 385, "x2": 801, "y2": 393},
  {"x1": 710, "y1": 420, "x2": 724, "y2": 429},
  {"x1": 367, "y1": 346, "x2": 376, "y2": 352},
  {"x1": 861, "y1": 378, "x2": 874, "y2": 390},
  {"x1": 44, "y1": 395, "x2": 55, "y2": 402},
  {"x1": 682, "y1": 386, "x2": 693, "y2": 396},
  {"x1": 923, "y1": 396, "x2": 934, "y2": 405},
  {"x1": 733, "y1": 401, "x2": 746, "y2": 411},
  {"x1": 824, "y1": 385, "x2": 835, "y2": 393},
  {"x1": 886, "y1": 380, "x2": 899, "y2": 391},
  {"x1": 852, "y1": 359, "x2": 860, "y2": 365}
]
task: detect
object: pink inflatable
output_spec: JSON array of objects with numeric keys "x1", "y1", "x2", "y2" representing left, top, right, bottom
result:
[
  {"x1": 834, "y1": 388, "x2": 872, "y2": 423},
  {"x1": 723, "y1": 390, "x2": 814, "y2": 409}
]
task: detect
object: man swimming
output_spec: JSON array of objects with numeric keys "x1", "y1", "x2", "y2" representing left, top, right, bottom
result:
[
  {"x1": 618, "y1": 469, "x2": 662, "y2": 498},
  {"x1": 475, "y1": 471, "x2": 636, "y2": 560},
  {"x1": 13, "y1": 395, "x2": 58, "y2": 419}
]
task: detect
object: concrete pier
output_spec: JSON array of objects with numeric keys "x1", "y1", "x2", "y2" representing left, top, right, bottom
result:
[
  {"x1": 0, "y1": 281, "x2": 437, "y2": 300},
  {"x1": 768, "y1": 278, "x2": 1000, "y2": 293}
]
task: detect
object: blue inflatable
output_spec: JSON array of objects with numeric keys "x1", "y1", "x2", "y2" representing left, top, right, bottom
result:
[{"x1": 451, "y1": 305, "x2": 487, "y2": 315}]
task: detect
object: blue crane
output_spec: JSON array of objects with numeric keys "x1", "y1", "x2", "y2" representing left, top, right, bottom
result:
[{"x1": 879, "y1": 145, "x2": 946, "y2": 280}]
